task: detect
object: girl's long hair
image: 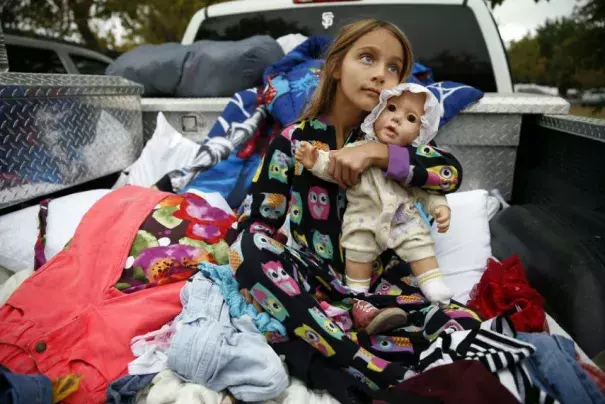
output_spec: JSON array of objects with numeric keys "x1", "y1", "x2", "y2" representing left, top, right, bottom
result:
[{"x1": 299, "y1": 19, "x2": 413, "y2": 122}]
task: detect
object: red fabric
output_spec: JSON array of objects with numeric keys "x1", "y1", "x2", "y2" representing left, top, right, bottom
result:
[
  {"x1": 467, "y1": 255, "x2": 547, "y2": 332},
  {"x1": 579, "y1": 360, "x2": 605, "y2": 394},
  {"x1": 0, "y1": 186, "x2": 185, "y2": 403},
  {"x1": 374, "y1": 361, "x2": 518, "y2": 404}
]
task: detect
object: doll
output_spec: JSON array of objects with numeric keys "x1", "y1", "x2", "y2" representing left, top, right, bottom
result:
[{"x1": 296, "y1": 83, "x2": 455, "y2": 306}]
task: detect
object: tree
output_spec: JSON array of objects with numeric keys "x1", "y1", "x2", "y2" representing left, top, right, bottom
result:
[
  {"x1": 0, "y1": 0, "x2": 230, "y2": 53},
  {"x1": 96, "y1": 0, "x2": 231, "y2": 47},
  {"x1": 1, "y1": 0, "x2": 101, "y2": 50},
  {"x1": 506, "y1": 0, "x2": 605, "y2": 96},
  {"x1": 508, "y1": 36, "x2": 546, "y2": 84},
  {"x1": 573, "y1": 0, "x2": 605, "y2": 70},
  {"x1": 537, "y1": 18, "x2": 587, "y2": 96},
  {"x1": 487, "y1": 0, "x2": 546, "y2": 9}
]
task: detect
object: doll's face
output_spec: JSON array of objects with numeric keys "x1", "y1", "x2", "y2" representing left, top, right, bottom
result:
[{"x1": 374, "y1": 91, "x2": 425, "y2": 146}]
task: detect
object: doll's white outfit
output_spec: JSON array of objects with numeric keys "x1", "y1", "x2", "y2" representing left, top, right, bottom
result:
[{"x1": 309, "y1": 83, "x2": 446, "y2": 264}]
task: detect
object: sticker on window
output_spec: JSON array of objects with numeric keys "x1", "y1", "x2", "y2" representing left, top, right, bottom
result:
[{"x1": 322, "y1": 12, "x2": 334, "y2": 29}]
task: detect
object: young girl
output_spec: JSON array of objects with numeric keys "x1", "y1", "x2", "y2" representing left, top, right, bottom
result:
[
  {"x1": 295, "y1": 82, "x2": 455, "y2": 306},
  {"x1": 230, "y1": 20, "x2": 476, "y2": 402}
]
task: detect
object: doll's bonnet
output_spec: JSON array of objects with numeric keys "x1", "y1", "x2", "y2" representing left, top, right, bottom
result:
[{"x1": 360, "y1": 82, "x2": 442, "y2": 146}]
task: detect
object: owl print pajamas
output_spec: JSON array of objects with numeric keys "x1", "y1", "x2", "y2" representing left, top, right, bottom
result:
[{"x1": 229, "y1": 118, "x2": 476, "y2": 398}]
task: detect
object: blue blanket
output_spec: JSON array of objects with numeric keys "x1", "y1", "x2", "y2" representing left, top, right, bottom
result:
[
  {"x1": 181, "y1": 88, "x2": 263, "y2": 207},
  {"x1": 183, "y1": 36, "x2": 333, "y2": 208},
  {"x1": 263, "y1": 35, "x2": 332, "y2": 127},
  {"x1": 407, "y1": 67, "x2": 484, "y2": 127}
]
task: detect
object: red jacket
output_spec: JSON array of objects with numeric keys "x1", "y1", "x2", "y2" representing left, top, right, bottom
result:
[{"x1": 0, "y1": 186, "x2": 184, "y2": 403}]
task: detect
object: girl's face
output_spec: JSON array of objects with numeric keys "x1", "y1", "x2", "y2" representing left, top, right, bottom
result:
[
  {"x1": 336, "y1": 28, "x2": 405, "y2": 113},
  {"x1": 374, "y1": 91, "x2": 426, "y2": 146}
]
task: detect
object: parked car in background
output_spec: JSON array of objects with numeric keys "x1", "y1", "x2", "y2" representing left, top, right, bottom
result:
[
  {"x1": 581, "y1": 88, "x2": 605, "y2": 106},
  {"x1": 514, "y1": 83, "x2": 559, "y2": 96},
  {"x1": 4, "y1": 34, "x2": 112, "y2": 75}
]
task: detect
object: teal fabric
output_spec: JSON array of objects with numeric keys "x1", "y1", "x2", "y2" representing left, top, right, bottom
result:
[{"x1": 199, "y1": 262, "x2": 286, "y2": 336}]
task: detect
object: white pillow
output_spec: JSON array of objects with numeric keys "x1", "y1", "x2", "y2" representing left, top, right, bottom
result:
[
  {"x1": 0, "y1": 189, "x2": 110, "y2": 272},
  {"x1": 117, "y1": 112, "x2": 199, "y2": 188},
  {"x1": 431, "y1": 189, "x2": 492, "y2": 304}
]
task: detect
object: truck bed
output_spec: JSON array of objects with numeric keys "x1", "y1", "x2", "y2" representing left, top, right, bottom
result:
[{"x1": 141, "y1": 93, "x2": 570, "y2": 200}]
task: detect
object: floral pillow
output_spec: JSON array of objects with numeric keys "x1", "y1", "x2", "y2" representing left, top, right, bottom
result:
[{"x1": 116, "y1": 193, "x2": 236, "y2": 293}]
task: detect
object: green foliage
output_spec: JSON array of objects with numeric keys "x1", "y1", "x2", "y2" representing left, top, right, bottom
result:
[
  {"x1": 507, "y1": 0, "x2": 605, "y2": 95},
  {"x1": 508, "y1": 36, "x2": 546, "y2": 84},
  {"x1": 0, "y1": 0, "x2": 230, "y2": 53}
]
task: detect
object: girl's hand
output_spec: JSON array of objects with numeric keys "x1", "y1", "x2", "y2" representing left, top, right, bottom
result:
[
  {"x1": 434, "y1": 205, "x2": 451, "y2": 233},
  {"x1": 328, "y1": 143, "x2": 388, "y2": 188}
]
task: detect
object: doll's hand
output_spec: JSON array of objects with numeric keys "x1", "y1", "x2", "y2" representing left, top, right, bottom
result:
[
  {"x1": 295, "y1": 141, "x2": 318, "y2": 169},
  {"x1": 434, "y1": 205, "x2": 451, "y2": 233}
]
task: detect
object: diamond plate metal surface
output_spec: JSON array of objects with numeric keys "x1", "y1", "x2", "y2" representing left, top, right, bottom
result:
[
  {"x1": 0, "y1": 73, "x2": 143, "y2": 209},
  {"x1": 143, "y1": 111, "x2": 159, "y2": 143},
  {"x1": 538, "y1": 114, "x2": 605, "y2": 143},
  {"x1": 439, "y1": 145, "x2": 517, "y2": 200},
  {"x1": 0, "y1": 73, "x2": 143, "y2": 97},
  {"x1": 463, "y1": 93, "x2": 570, "y2": 114},
  {"x1": 436, "y1": 114, "x2": 521, "y2": 146},
  {"x1": 141, "y1": 97, "x2": 228, "y2": 112}
]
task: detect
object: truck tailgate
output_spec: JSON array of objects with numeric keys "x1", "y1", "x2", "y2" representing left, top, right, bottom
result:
[{"x1": 142, "y1": 98, "x2": 228, "y2": 144}]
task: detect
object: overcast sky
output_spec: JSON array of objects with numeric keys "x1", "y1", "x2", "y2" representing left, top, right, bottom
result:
[{"x1": 492, "y1": 0, "x2": 576, "y2": 44}]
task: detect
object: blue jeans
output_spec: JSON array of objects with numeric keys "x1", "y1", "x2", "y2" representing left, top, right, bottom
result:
[
  {"x1": 517, "y1": 332, "x2": 605, "y2": 404},
  {"x1": 167, "y1": 272, "x2": 288, "y2": 402},
  {"x1": 0, "y1": 366, "x2": 52, "y2": 404},
  {"x1": 106, "y1": 373, "x2": 155, "y2": 404}
]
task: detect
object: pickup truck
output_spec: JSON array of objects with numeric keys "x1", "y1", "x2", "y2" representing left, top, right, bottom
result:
[{"x1": 0, "y1": 0, "x2": 604, "y2": 361}]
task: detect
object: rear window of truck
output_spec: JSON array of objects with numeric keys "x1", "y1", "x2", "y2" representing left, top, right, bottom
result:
[
  {"x1": 195, "y1": 4, "x2": 497, "y2": 92},
  {"x1": 70, "y1": 54, "x2": 109, "y2": 75}
]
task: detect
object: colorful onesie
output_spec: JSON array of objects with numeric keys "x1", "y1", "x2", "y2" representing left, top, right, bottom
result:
[
  {"x1": 231, "y1": 117, "x2": 474, "y2": 400},
  {"x1": 308, "y1": 139, "x2": 450, "y2": 264}
]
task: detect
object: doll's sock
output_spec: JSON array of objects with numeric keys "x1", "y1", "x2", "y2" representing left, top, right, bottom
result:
[
  {"x1": 345, "y1": 275, "x2": 371, "y2": 294},
  {"x1": 416, "y1": 269, "x2": 453, "y2": 306}
]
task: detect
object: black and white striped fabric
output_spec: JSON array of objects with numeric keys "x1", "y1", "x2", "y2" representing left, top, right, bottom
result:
[{"x1": 418, "y1": 317, "x2": 558, "y2": 404}]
